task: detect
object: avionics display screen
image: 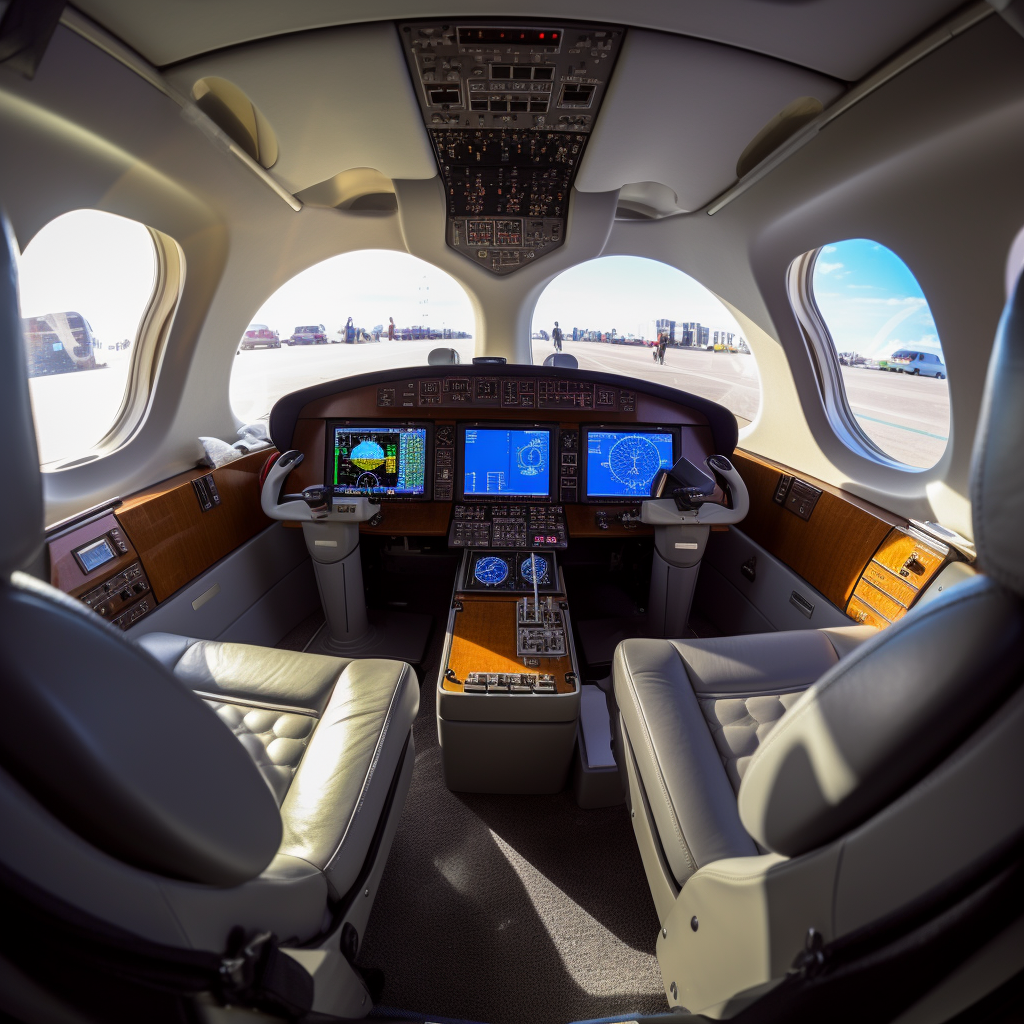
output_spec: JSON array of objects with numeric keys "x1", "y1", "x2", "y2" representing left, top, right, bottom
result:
[
  {"x1": 75, "y1": 537, "x2": 116, "y2": 573},
  {"x1": 585, "y1": 429, "x2": 676, "y2": 499},
  {"x1": 462, "y1": 427, "x2": 552, "y2": 499},
  {"x1": 327, "y1": 424, "x2": 428, "y2": 498}
]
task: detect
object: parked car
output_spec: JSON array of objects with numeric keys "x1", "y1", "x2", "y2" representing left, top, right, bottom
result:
[
  {"x1": 887, "y1": 349, "x2": 946, "y2": 378},
  {"x1": 239, "y1": 324, "x2": 280, "y2": 349},
  {"x1": 289, "y1": 324, "x2": 327, "y2": 345}
]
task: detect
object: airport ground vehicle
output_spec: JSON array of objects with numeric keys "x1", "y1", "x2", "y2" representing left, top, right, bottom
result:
[
  {"x1": 888, "y1": 349, "x2": 948, "y2": 378},
  {"x1": 1, "y1": 3, "x2": 1023, "y2": 1024},
  {"x1": 22, "y1": 311, "x2": 99, "y2": 376},
  {"x1": 239, "y1": 323, "x2": 281, "y2": 349},
  {"x1": 289, "y1": 324, "x2": 327, "y2": 345}
]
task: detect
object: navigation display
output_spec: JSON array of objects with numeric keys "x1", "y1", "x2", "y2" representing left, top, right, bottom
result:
[
  {"x1": 462, "y1": 426, "x2": 551, "y2": 499},
  {"x1": 327, "y1": 424, "x2": 428, "y2": 498},
  {"x1": 585, "y1": 429, "x2": 676, "y2": 499}
]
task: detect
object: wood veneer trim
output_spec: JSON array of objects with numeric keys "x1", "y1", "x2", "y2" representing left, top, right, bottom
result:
[
  {"x1": 116, "y1": 451, "x2": 273, "y2": 602},
  {"x1": 731, "y1": 450, "x2": 895, "y2": 609}
]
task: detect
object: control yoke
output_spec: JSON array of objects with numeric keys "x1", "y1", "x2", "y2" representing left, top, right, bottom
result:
[
  {"x1": 260, "y1": 450, "x2": 378, "y2": 523},
  {"x1": 650, "y1": 455, "x2": 717, "y2": 511},
  {"x1": 642, "y1": 455, "x2": 749, "y2": 526}
]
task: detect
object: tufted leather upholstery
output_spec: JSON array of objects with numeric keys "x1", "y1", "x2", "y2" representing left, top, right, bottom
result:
[
  {"x1": 139, "y1": 632, "x2": 419, "y2": 897},
  {"x1": 613, "y1": 628, "x2": 847, "y2": 885},
  {"x1": 699, "y1": 690, "x2": 804, "y2": 791},
  {"x1": 206, "y1": 699, "x2": 317, "y2": 805}
]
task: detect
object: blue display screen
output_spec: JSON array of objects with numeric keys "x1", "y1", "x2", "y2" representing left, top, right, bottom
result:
[
  {"x1": 77, "y1": 537, "x2": 116, "y2": 573},
  {"x1": 463, "y1": 428, "x2": 550, "y2": 498},
  {"x1": 586, "y1": 430, "x2": 675, "y2": 498}
]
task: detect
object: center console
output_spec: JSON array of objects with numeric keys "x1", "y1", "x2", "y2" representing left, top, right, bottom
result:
[{"x1": 437, "y1": 549, "x2": 581, "y2": 794}]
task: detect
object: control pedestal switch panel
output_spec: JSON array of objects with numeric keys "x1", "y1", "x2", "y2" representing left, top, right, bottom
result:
[
  {"x1": 450, "y1": 505, "x2": 567, "y2": 548},
  {"x1": 399, "y1": 20, "x2": 624, "y2": 274}
]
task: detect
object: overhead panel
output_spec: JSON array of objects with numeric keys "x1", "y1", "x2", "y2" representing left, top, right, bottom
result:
[{"x1": 398, "y1": 20, "x2": 624, "y2": 276}]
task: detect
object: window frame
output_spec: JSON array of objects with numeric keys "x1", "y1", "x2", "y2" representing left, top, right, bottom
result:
[
  {"x1": 787, "y1": 246, "x2": 938, "y2": 472},
  {"x1": 26, "y1": 217, "x2": 184, "y2": 472}
]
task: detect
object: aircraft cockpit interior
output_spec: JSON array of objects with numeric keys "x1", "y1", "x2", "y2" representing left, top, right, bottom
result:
[{"x1": 1, "y1": 2, "x2": 1023, "y2": 1023}]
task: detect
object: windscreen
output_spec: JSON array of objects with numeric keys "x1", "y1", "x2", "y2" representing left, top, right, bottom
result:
[
  {"x1": 585, "y1": 429, "x2": 675, "y2": 498},
  {"x1": 463, "y1": 427, "x2": 551, "y2": 498},
  {"x1": 328, "y1": 424, "x2": 428, "y2": 497}
]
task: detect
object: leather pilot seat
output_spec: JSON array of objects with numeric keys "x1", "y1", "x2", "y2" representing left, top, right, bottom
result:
[
  {"x1": 0, "y1": 216, "x2": 418, "y2": 1020},
  {"x1": 613, "y1": 276, "x2": 1024, "y2": 1015}
]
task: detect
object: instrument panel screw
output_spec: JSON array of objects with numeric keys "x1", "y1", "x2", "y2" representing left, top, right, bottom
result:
[
  {"x1": 690, "y1": 916, "x2": 699, "y2": 932},
  {"x1": 662, "y1": 928, "x2": 668, "y2": 938},
  {"x1": 670, "y1": 982, "x2": 678, "y2": 1001}
]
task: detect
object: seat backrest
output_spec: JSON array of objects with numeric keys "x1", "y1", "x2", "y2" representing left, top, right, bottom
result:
[
  {"x1": 0, "y1": 214, "x2": 283, "y2": 887},
  {"x1": 737, "y1": 273, "x2": 1024, "y2": 858}
]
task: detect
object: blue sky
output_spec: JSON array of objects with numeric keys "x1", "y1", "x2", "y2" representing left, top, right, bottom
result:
[
  {"x1": 812, "y1": 239, "x2": 944, "y2": 360},
  {"x1": 532, "y1": 255, "x2": 744, "y2": 339}
]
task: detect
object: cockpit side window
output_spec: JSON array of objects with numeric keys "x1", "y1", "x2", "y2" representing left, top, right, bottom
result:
[
  {"x1": 531, "y1": 255, "x2": 761, "y2": 428},
  {"x1": 229, "y1": 250, "x2": 475, "y2": 426},
  {"x1": 18, "y1": 209, "x2": 173, "y2": 470},
  {"x1": 791, "y1": 238, "x2": 949, "y2": 470}
]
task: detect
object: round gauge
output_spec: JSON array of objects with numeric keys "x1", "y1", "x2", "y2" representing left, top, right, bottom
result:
[
  {"x1": 436, "y1": 425, "x2": 455, "y2": 446},
  {"x1": 516, "y1": 437, "x2": 546, "y2": 476},
  {"x1": 355, "y1": 472, "x2": 380, "y2": 489},
  {"x1": 474, "y1": 555, "x2": 509, "y2": 586},
  {"x1": 608, "y1": 434, "x2": 663, "y2": 493},
  {"x1": 521, "y1": 555, "x2": 549, "y2": 584}
]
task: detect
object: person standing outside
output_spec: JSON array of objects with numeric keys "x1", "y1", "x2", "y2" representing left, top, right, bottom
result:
[
  {"x1": 388, "y1": 317, "x2": 396, "y2": 341},
  {"x1": 552, "y1": 321, "x2": 563, "y2": 353},
  {"x1": 657, "y1": 331, "x2": 668, "y2": 365}
]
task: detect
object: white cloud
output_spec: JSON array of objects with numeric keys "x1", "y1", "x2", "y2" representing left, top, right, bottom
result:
[{"x1": 816, "y1": 261, "x2": 844, "y2": 275}]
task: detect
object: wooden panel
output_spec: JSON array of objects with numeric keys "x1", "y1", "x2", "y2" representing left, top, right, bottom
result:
[
  {"x1": 116, "y1": 451, "x2": 273, "y2": 602},
  {"x1": 360, "y1": 503, "x2": 452, "y2": 536},
  {"x1": 872, "y1": 530, "x2": 946, "y2": 580},
  {"x1": 566, "y1": 504, "x2": 653, "y2": 538},
  {"x1": 732, "y1": 450, "x2": 898, "y2": 610},
  {"x1": 445, "y1": 598, "x2": 575, "y2": 694},
  {"x1": 846, "y1": 595, "x2": 892, "y2": 630},
  {"x1": 49, "y1": 512, "x2": 140, "y2": 597},
  {"x1": 845, "y1": 527, "x2": 949, "y2": 627}
]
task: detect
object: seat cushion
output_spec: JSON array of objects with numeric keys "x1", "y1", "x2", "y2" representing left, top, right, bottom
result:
[
  {"x1": 613, "y1": 629, "x2": 846, "y2": 885},
  {"x1": 139, "y1": 633, "x2": 420, "y2": 897}
]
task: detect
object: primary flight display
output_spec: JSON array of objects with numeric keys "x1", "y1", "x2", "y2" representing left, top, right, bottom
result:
[
  {"x1": 463, "y1": 427, "x2": 551, "y2": 498},
  {"x1": 329, "y1": 424, "x2": 427, "y2": 497},
  {"x1": 586, "y1": 429, "x2": 675, "y2": 498}
]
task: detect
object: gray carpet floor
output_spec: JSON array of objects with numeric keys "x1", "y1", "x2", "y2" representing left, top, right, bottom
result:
[{"x1": 355, "y1": 624, "x2": 668, "y2": 1024}]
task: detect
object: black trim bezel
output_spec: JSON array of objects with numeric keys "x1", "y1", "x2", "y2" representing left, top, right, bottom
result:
[
  {"x1": 580, "y1": 423, "x2": 681, "y2": 503},
  {"x1": 323, "y1": 420, "x2": 434, "y2": 502},
  {"x1": 456, "y1": 420, "x2": 558, "y2": 502}
]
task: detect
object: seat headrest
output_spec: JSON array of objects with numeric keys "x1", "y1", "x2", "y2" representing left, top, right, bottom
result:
[
  {"x1": 0, "y1": 214, "x2": 43, "y2": 575},
  {"x1": 971, "y1": 272, "x2": 1024, "y2": 593}
]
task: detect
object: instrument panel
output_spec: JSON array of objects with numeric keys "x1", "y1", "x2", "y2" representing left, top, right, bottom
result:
[{"x1": 271, "y1": 365, "x2": 738, "y2": 535}]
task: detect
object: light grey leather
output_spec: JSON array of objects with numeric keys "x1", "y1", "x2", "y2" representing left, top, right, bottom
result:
[
  {"x1": 278, "y1": 658, "x2": 418, "y2": 895},
  {"x1": 699, "y1": 690, "x2": 805, "y2": 790},
  {"x1": 0, "y1": 215, "x2": 43, "y2": 577},
  {"x1": 206, "y1": 699, "x2": 316, "y2": 805},
  {"x1": 614, "y1": 626, "x2": 885, "y2": 882},
  {"x1": 971, "y1": 270, "x2": 1024, "y2": 593},
  {"x1": 738, "y1": 575, "x2": 1024, "y2": 857},
  {"x1": 140, "y1": 632, "x2": 350, "y2": 713},
  {"x1": 0, "y1": 574, "x2": 283, "y2": 887},
  {"x1": 614, "y1": 638, "x2": 758, "y2": 886},
  {"x1": 151, "y1": 634, "x2": 421, "y2": 896},
  {"x1": 819, "y1": 624, "x2": 878, "y2": 660},
  {"x1": 668, "y1": 630, "x2": 839, "y2": 695}
]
